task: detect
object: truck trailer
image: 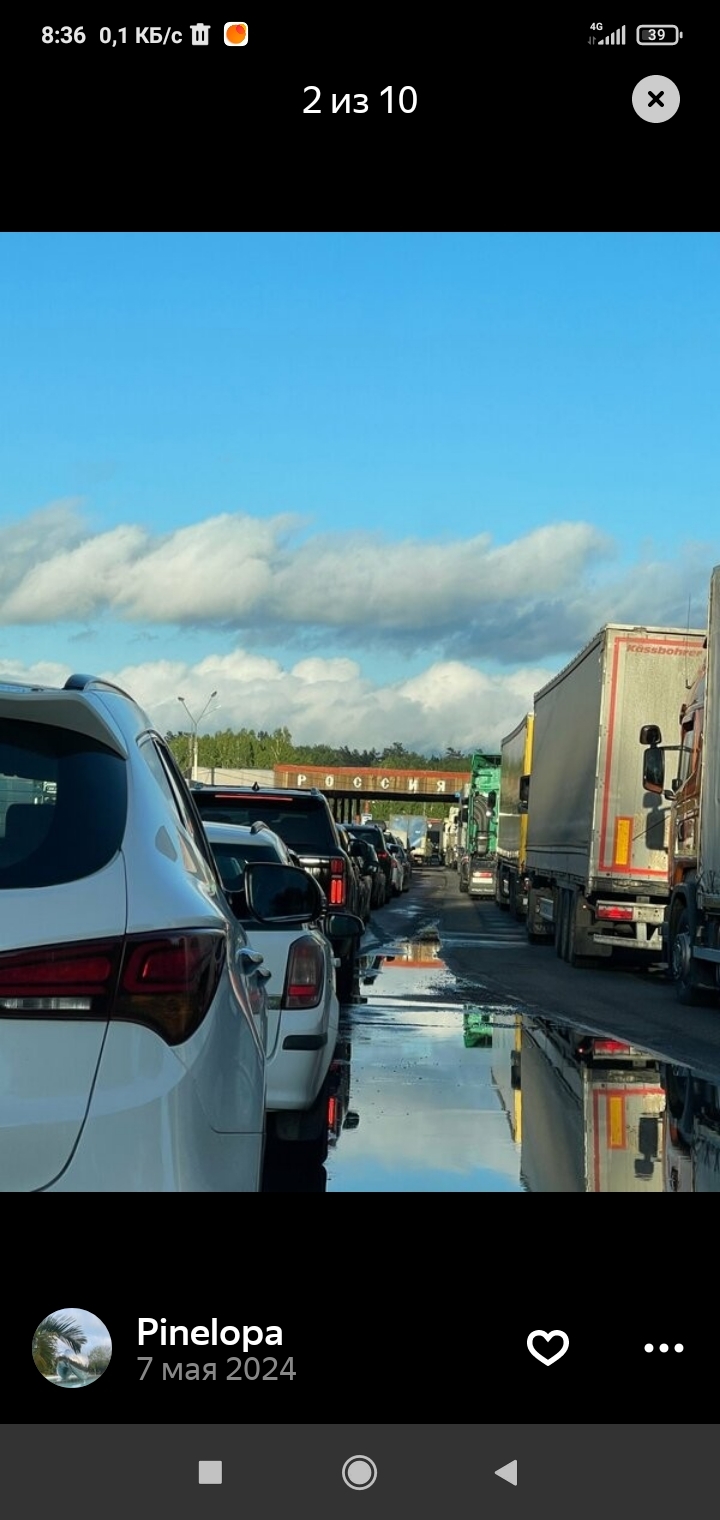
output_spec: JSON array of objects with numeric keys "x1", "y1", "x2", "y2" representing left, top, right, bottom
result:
[
  {"x1": 525, "y1": 623, "x2": 705, "y2": 964},
  {"x1": 496, "y1": 713, "x2": 534, "y2": 917},
  {"x1": 640, "y1": 567, "x2": 720, "y2": 1006}
]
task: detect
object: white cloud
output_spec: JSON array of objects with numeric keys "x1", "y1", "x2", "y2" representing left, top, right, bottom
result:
[
  {"x1": 1, "y1": 503, "x2": 715, "y2": 667},
  {"x1": 0, "y1": 649, "x2": 555, "y2": 753}
]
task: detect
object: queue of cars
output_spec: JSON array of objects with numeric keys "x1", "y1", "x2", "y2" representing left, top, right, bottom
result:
[{"x1": 0, "y1": 673, "x2": 412, "y2": 1192}]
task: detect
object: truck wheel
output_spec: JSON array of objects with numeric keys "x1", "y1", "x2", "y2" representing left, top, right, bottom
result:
[{"x1": 669, "y1": 908, "x2": 704, "y2": 1005}]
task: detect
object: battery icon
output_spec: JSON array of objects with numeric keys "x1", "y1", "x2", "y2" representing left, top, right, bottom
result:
[{"x1": 636, "y1": 25, "x2": 683, "y2": 43}]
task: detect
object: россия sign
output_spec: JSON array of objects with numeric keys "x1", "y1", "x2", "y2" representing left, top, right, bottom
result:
[{"x1": 273, "y1": 766, "x2": 470, "y2": 796}]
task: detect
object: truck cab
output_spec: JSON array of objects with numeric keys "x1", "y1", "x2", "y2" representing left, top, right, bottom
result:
[
  {"x1": 641, "y1": 644, "x2": 713, "y2": 1002},
  {"x1": 670, "y1": 672, "x2": 705, "y2": 880}
]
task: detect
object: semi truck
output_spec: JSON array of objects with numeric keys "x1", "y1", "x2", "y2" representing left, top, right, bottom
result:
[
  {"x1": 495, "y1": 713, "x2": 534, "y2": 917},
  {"x1": 639, "y1": 566, "x2": 720, "y2": 1005},
  {"x1": 466, "y1": 752, "x2": 501, "y2": 856},
  {"x1": 519, "y1": 1020, "x2": 665, "y2": 1192},
  {"x1": 524, "y1": 624, "x2": 705, "y2": 964}
]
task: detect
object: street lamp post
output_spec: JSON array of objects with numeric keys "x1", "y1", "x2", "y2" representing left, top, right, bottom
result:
[{"x1": 177, "y1": 690, "x2": 218, "y2": 782}]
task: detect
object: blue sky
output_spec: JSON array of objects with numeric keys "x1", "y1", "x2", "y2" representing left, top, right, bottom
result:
[{"x1": 1, "y1": 233, "x2": 718, "y2": 751}]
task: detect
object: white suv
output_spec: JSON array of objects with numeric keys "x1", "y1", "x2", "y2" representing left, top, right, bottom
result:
[
  {"x1": 205, "y1": 821, "x2": 362, "y2": 1165},
  {"x1": 0, "y1": 674, "x2": 269, "y2": 1192}
]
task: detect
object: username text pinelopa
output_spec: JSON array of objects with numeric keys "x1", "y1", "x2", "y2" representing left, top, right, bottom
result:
[{"x1": 139, "y1": 1320, "x2": 283, "y2": 1352}]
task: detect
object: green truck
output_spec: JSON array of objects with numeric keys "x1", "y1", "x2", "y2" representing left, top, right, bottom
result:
[{"x1": 466, "y1": 752, "x2": 501, "y2": 856}]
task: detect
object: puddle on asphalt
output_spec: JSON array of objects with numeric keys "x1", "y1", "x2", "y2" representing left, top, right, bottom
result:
[
  {"x1": 326, "y1": 937, "x2": 524, "y2": 1193},
  {"x1": 319, "y1": 930, "x2": 720, "y2": 1194}
]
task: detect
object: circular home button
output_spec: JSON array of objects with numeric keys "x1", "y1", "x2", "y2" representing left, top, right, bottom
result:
[{"x1": 342, "y1": 1457, "x2": 378, "y2": 1490}]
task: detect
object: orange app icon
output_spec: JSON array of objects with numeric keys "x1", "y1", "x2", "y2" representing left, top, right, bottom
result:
[{"x1": 224, "y1": 22, "x2": 248, "y2": 45}]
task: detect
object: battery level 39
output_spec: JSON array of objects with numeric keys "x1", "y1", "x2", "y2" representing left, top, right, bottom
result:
[{"x1": 636, "y1": 25, "x2": 683, "y2": 43}]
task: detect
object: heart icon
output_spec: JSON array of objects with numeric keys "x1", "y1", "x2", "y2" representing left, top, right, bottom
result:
[{"x1": 526, "y1": 1329, "x2": 569, "y2": 1366}]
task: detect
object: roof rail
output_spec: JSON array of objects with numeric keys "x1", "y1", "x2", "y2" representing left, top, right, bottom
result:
[
  {"x1": 64, "y1": 673, "x2": 134, "y2": 699},
  {"x1": 64, "y1": 673, "x2": 96, "y2": 690}
]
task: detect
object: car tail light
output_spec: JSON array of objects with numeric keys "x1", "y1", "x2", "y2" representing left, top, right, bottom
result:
[
  {"x1": 116, "y1": 933, "x2": 226, "y2": 1044},
  {"x1": 597, "y1": 904, "x2": 634, "y2": 921},
  {"x1": 0, "y1": 931, "x2": 226, "y2": 1046},
  {"x1": 0, "y1": 939, "x2": 121, "y2": 1013},
  {"x1": 330, "y1": 857, "x2": 346, "y2": 906},
  {"x1": 283, "y1": 937, "x2": 324, "y2": 1007}
]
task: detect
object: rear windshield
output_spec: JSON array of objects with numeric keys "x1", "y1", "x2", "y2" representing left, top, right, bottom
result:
[
  {"x1": 197, "y1": 795, "x2": 336, "y2": 854},
  {"x1": 0, "y1": 719, "x2": 127, "y2": 888},
  {"x1": 349, "y1": 826, "x2": 386, "y2": 850}
]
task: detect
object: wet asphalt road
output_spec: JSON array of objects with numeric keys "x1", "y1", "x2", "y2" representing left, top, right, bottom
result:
[{"x1": 262, "y1": 864, "x2": 720, "y2": 1193}]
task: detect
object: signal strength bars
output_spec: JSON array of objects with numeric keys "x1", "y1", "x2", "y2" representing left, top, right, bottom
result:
[{"x1": 598, "y1": 25, "x2": 626, "y2": 43}]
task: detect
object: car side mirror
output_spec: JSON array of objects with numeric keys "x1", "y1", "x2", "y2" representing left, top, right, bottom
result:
[
  {"x1": 326, "y1": 911, "x2": 364, "y2": 938},
  {"x1": 244, "y1": 862, "x2": 325, "y2": 923}
]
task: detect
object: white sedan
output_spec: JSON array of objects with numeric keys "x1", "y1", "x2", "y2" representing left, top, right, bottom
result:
[{"x1": 204, "y1": 821, "x2": 363, "y2": 1164}]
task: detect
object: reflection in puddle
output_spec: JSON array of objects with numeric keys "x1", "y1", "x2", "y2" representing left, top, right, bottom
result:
[
  {"x1": 463, "y1": 1009, "x2": 493, "y2": 1047},
  {"x1": 268, "y1": 927, "x2": 720, "y2": 1193},
  {"x1": 328, "y1": 943, "x2": 522, "y2": 1192},
  {"x1": 518, "y1": 1021, "x2": 664, "y2": 1192}
]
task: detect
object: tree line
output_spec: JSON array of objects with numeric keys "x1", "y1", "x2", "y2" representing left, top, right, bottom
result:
[{"x1": 165, "y1": 727, "x2": 475, "y2": 773}]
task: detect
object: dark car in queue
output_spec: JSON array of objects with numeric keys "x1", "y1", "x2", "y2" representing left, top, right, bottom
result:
[
  {"x1": 192, "y1": 785, "x2": 363, "y2": 999},
  {"x1": 346, "y1": 833, "x2": 385, "y2": 910},
  {"x1": 345, "y1": 823, "x2": 394, "y2": 902},
  {"x1": 459, "y1": 851, "x2": 496, "y2": 898},
  {"x1": 337, "y1": 823, "x2": 371, "y2": 925}
]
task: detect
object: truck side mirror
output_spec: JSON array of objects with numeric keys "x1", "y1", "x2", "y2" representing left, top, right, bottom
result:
[
  {"x1": 643, "y1": 746, "x2": 665, "y2": 794},
  {"x1": 518, "y1": 775, "x2": 530, "y2": 813},
  {"x1": 487, "y1": 790, "x2": 497, "y2": 812},
  {"x1": 640, "y1": 724, "x2": 663, "y2": 745}
]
